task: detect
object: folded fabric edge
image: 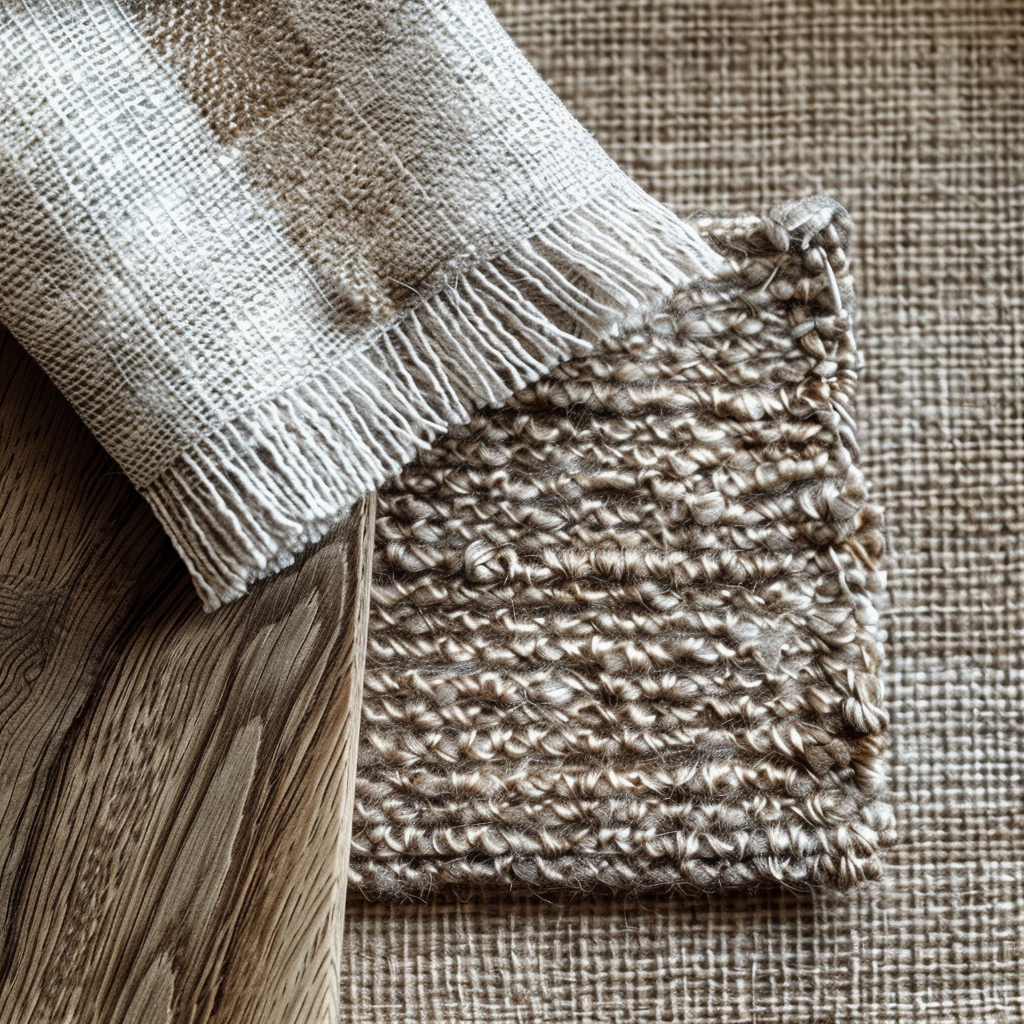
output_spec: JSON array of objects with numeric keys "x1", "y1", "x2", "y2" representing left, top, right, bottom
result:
[{"x1": 143, "y1": 178, "x2": 729, "y2": 610}]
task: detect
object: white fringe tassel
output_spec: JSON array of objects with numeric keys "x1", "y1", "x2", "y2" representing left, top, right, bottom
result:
[{"x1": 145, "y1": 179, "x2": 728, "y2": 610}]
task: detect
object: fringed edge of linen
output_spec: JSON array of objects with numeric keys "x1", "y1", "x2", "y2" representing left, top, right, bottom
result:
[{"x1": 143, "y1": 178, "x2": 728, "y2": 610}]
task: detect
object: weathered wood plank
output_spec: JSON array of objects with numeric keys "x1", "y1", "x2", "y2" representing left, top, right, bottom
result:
[{"x1": 0, "y1": 326, "x2": 372, "y2": 1023}]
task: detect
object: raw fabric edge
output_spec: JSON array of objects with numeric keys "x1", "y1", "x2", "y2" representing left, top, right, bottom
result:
[{"x1": 144, "y1": 177, "x2": 728, "y2": 610}]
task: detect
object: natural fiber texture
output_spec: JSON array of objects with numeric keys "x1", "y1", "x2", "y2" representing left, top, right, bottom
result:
[
  {"x1": 342, "y1": 0, "x2": 1024, "y2": 1021},
  {"x1": 352, "y1": 197, "x2": 894, "y2": 899},
  {"x1": 0, "y1": 0, "x2": 721, "y2": 609}
]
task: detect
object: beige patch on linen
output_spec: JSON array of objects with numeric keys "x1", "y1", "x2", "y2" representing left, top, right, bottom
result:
[{"x1": 128, "y1": 0, "x2": 617, "y2": 322}]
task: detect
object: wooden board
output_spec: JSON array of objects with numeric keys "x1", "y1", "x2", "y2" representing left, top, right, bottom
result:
[{"x1": 0, "y1": 325, "x2": 373, "y2": 1023}]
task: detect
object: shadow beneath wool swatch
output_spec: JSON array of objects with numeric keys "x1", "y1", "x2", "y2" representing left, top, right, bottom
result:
[{"x1": 351, "y1": 197, "x2": 895, "y2": 900}]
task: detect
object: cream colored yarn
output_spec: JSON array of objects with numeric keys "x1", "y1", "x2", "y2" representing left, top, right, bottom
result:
[{"x1": 351, "y1": 197, "x2": 895, "y2": 898}]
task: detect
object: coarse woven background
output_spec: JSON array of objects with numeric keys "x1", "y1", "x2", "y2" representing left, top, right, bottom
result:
[{"x1": 342, "y1": 1, "x2": 1024, "y2": 1022}]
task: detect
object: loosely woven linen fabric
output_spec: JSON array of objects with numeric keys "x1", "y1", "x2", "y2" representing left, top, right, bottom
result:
[
  {"x1": 352, "y1": 197, "x2": 895, "y2": 899},
  {"x1": 341, "y1": 1, "x2": 1024, "y2": 1022},
  {"x1": 0, "y1": 0, "x2": 721, "y2": 609}
]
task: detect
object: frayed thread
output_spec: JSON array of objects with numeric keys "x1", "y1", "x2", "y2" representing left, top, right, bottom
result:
[{"x1": 145, "y1": 179, "x2": 727, "y2": 609}]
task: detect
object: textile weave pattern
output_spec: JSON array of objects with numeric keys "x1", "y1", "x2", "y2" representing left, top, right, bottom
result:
[
  {"x1": 352, "y1": 198, "x2": 895, "y2": 898},
  {"x1": 0, "y1": 0, "x2": 720, "y2": 610},
  {"x1": 344, "y1": 1, "x2": 1024, "y2": 1020}
]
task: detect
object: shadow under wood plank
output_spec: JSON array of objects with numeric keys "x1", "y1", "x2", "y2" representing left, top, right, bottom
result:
[{"x1": 0, "y1": 326, "x2": 373, "y2": 1024}]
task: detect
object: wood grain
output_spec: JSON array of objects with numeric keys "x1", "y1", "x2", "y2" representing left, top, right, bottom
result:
[{"x1": 0, "y1": 324, "x2": 373, "y2": 1024}]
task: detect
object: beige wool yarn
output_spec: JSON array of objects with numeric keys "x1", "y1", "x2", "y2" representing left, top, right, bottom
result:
[{"x1": 352, "y1": 197, "x2": 895, "y2": 898}]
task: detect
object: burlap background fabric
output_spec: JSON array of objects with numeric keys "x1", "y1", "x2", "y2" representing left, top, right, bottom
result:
[{"x1": 342, "y1": 1, "x2": 1024, "y2": 1020}]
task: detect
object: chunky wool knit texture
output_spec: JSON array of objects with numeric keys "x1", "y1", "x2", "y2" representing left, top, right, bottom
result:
[
  {"x1": 0, "y1": 0, "x2": 722, "y2": 609},
  {"x1": 352, "y1": 198, "x2": 894, "y2": 899}
]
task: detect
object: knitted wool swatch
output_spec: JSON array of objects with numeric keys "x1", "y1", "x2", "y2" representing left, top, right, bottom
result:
[{"x1": 351, "y1": 198, "x2": 895, "y2": 898}]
